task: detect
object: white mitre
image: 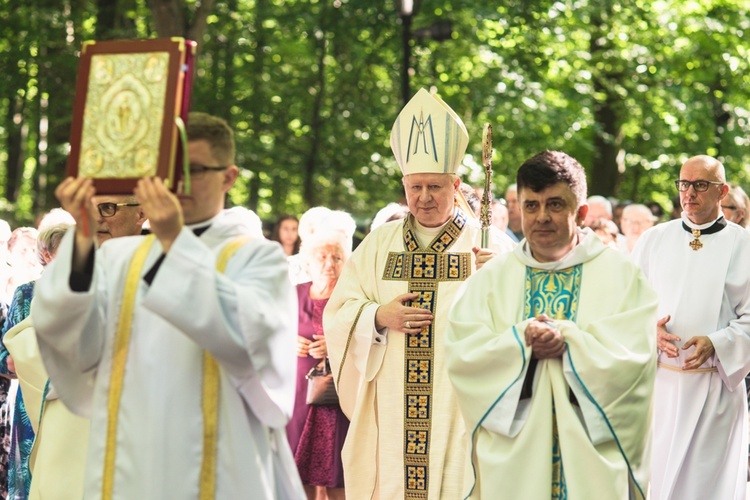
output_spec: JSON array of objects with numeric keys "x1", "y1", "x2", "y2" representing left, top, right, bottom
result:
[{"x1": 390, "y1": 88, "x2": 469, "y2": 176}]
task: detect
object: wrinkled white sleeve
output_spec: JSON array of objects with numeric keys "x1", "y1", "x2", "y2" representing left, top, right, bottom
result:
[
  {"x1": 142, "y1": 228, "x2": 296, "y2": 428},
  {"x1": 30, "y1": 228, "x2": 106, "y2": 417}
]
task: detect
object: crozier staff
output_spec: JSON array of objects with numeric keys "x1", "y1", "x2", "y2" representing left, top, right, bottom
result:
[{"x1": 324, "y1": 88, "x2": 514, "y2": 499}]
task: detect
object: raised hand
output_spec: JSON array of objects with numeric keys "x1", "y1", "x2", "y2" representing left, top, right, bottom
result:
[
  {"x1": 55, "y1": 177, "x2": 96, "y2": 270},
  {"x1": 472, "y1": 246, "x2": 497, "y2": 270},
  {"x1": 134, "y1": 177, "x2": 183, "y2": 253}
]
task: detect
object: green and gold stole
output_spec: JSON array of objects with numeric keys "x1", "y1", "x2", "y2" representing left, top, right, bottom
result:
[{"x1": 524, "y1": 264, "x2": 583, "y2": 500}]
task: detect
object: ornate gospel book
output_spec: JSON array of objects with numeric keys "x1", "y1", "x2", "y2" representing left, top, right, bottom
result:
[{"x1": 66, "y1": 38, "x2": 196, "y2": 193}]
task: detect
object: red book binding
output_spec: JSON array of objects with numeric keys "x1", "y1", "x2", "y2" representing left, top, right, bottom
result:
[{"x1": 66, "y1": 38, "x2": 196, "y2": 194}]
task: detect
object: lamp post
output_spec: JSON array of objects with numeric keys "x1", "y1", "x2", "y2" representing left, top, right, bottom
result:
[
  {"x1": 398, "y1": 1, "x2": 453, "y2": 106},
  {"x1": 400, "y1": 0, "x2": 414, "y2": 106}
]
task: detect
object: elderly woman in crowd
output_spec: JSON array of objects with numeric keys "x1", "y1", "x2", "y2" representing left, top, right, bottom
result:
[
  {"x1": 287, "y1": 212, "x2": 355, "y2": 500},
  {"x1": 1, "y1": 218, "x2": 73, "y2": 499},
  {"x1": 589, "y1": 217, "x2": 620, "y2": 249},
  {"x1": 619, "y1": 203, "x2": 656, "y2": 254},
  {"x1": 722, "y1": 184, "x2": 749, "y2": 228}
]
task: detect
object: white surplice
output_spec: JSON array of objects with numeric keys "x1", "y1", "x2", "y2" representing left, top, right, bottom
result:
[
  {"x1": 447, "y1": 230, "x2": 658, "y2": 499},
  {"x1": 632, "y1": 215, "x2": 750, "y2": 500},
  {"x1": 30, "y1": 208, "x2": 304, "y2": 500},
  {"x1": 323, "y1": 209, "x2": 514, "y2": 500}
]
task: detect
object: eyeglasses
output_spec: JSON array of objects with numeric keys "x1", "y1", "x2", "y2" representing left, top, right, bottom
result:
[
  {"x1": 189, "y1": 163, "x2": 227, "y2": 175},
  {"x1": 674, "y1": 180, "x2": 724, "y2": 192},
  {"x1": 97, "y1": 202, "x2": 140, "y2": 218}
]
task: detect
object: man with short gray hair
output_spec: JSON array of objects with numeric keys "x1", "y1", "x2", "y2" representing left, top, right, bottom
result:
[
  {"x1": 619, "y1": 204, "x2": 655, "y2": 254},
  {"x1": 582, "y1": 194, "x2": 612, "y2": 227}
]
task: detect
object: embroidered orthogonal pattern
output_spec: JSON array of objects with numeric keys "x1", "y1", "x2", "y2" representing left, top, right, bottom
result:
[
  {"x1": 383, "y1": 254, "x2": 470, "y2": 283},
  {"x1": 381, "y1": 209, "x2": 471, "y2": 499},
  {"x1": 406, "y1": 465, "x2": 428, "y2": 496},
  {"x1": 404, "y1": 282, "x2": 435, "y2": 499},
  {"x1": 404, "y1": 228, "x2": 420, "y2": 252},
  {"x1": 523, "y1": 264, "x2": 582, "y2": 500}
]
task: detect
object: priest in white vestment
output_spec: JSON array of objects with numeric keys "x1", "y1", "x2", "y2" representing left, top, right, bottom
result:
[
  {"x1": 632, "y1": 155, "x2": 750, "y2": 500},
  {"x1": 30, "y1": 113, "x2": 304, "y2": 499},
  {"x1": 324, "y1": 88, "x2": 514, "y2": 499},
  {"x1": 447, "y1": 151, "x2": 658, "y2": 499}
]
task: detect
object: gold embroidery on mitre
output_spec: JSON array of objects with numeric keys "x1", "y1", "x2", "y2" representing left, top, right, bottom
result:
[{"x1": 389, "y1": 88, "x2": 469, "y2": 176}]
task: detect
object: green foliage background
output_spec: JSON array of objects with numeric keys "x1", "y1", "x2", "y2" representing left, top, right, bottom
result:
[{"x1": 0, "y1": 0, "x2": 748, "y2": 228}]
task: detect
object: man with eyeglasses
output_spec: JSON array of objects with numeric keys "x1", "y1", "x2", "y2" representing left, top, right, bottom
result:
[
  {"x1": 632, "y1": 154, "x2": 750, "y2": 499},
  {"x1": 92, "y1": 196, "x2": 145, "y2": 245},
  {"x1": 30, "y1": 112, "x2": 304, "y2": 499}
]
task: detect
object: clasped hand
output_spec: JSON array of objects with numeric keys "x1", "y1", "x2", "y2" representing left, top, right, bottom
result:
[
  {"x1": 298, "y1": 334, "x2": 327, "y2": 359},
  {"x1": 525, "y1": 314, "x2": 566, "y2": 359}
]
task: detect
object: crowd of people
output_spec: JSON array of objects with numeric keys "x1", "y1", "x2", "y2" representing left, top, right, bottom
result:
[{"x1": 0, "y1": 91, "x2": 745, "y2": 500}]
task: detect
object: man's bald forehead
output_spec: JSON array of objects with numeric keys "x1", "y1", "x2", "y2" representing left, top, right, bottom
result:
[{"x1": 681, "y1": 155, "x2": 726, "y2": 182}]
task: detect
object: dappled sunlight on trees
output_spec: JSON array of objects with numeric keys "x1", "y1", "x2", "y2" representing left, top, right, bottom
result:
[{"x1": 0, "y1": 0, "x2": 748, "y2": 227}]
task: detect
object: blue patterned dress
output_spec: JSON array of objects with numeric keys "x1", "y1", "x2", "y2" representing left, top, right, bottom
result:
[{"x1": 1, "y1": 281, "x2": 36, "y2": 499}]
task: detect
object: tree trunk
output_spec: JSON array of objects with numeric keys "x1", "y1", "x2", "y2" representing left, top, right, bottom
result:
[
  {"x1": 246, "y1": 0, "x2": 268, "y2": 213},
  {"x1": 590, "y1": 85, "x2": 622, "y2": 196},
  {"x1": 302, "y1": 12, "x2": 328, "y2": 207},
  {"x1": 711, "y1": 81, "x2": 730, "y2": 158},
  {"x1": 588, "y1": 3, "x2": 623, "y2": 197},
  {"x1": 147, "y1": 0, "x2": 215, "y2": 40},
  {"x1": 4, "y1": 96, "x2": 25, "y2": 203},
  {"x1": 96, "y1": 0, "x2": 118, "y2": 38}
]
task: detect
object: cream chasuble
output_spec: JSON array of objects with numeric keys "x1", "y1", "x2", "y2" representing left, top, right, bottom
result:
[
  {"x1": 632, "y1": 216, "x2": 750, "y2": 500},
  {"x1": 447, "y1": 230, "x2": 657, "y2": 500},
  {"x1": 324, "y1": 208, "x2": 513, "y2": 500},
  {"x1": 4, "y1": 316, "x2": 90, "y2": 500}
]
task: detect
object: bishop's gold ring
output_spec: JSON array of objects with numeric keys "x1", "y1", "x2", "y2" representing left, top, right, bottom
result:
[{"x1": 406, "y1": 321, "x2": 411, "y2": 329}]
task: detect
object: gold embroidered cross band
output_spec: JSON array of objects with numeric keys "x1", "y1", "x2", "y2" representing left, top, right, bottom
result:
[{"x1": 382, "y1": 209, "x2": 471, "y2": 499}]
